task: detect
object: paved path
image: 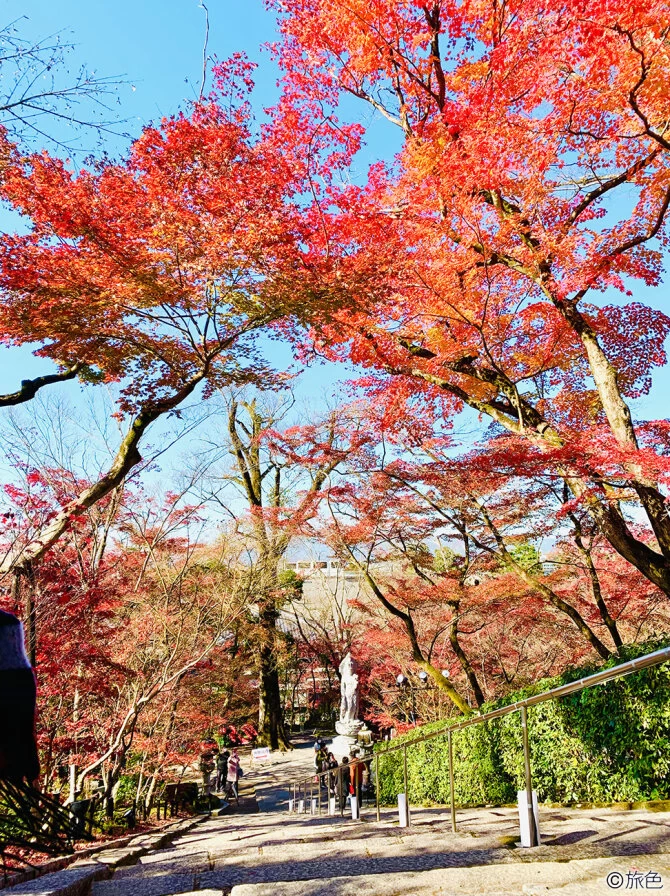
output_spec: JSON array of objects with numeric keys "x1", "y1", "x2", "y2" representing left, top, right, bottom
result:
[
  {"x1": 83, "y1": 791, "x2": 670, "y2": 896},
  {"x1": 242, "y1": 735, "x2": 318, "y2": 813}
]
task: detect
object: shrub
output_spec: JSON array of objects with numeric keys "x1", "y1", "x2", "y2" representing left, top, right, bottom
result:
[{"x1": 374, "y1": 640, "x2": 670, "y2": 806}]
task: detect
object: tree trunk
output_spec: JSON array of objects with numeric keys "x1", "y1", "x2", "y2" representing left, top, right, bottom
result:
[
  {"x1": 10, "y1": 567, "x2": 37, "y2": 666},
  {"x1": 574, "y1": 535, "x2": 623, "y2": 651},
  {"x1": 257, "y1": 623, "x2": 291, "y2": 750},
  {"x1": 448, "y1": 611, "x2": 485, "y2": 707},
  {"x1": 101, "y1": 765, "x2": 115, "y2": 819}
]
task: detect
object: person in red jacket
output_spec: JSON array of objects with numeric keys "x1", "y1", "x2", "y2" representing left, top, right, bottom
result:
[{"x1": 0, "y1": 609, "x2": 40, "y2": 783}]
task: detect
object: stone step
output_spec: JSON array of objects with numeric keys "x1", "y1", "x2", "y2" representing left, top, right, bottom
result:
[
  {"x1": 85, "y1": 800, "x2": 670, "y2": 896},
  {"x1": 91, "y1": 872, "x2": 197, "y2": 896},
  {"x1": 228, "y1": 853, "x2": 670, "y2": 896}
]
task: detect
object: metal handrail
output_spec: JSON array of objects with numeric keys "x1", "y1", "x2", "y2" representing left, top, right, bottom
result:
[
  {"x1": 281, "y1": 645, "x2": 670, "y2": 841},
  {"x1": 374, "y1": 643, "x2": 670, "y2": 842},
  {"x1": 284, "y1": 645, "x2": 670, "y2": 787},
  {"x1": 374, "y1": 644, "x2": 670, "y2": 756},
  {"x1": 285, "y1": 759, "x2": 371, "y2": 819}
]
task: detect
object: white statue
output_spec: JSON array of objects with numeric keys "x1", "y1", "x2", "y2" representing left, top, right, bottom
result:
[{"x1": 339, "y1": 653, "x2": 359, "y2": 724}]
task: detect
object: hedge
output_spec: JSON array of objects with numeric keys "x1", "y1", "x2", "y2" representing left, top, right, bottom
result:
[{"x1": 374, "y1": 640, "x2": 670, "y2": 806}]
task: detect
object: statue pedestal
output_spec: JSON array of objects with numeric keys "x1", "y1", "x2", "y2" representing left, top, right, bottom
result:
[
  {"x1": 330, "y1": 733, "x2": 359, "y2": 760},
  {"x1": 330, "y1": 720, "x2": 370, "y2": 760}
]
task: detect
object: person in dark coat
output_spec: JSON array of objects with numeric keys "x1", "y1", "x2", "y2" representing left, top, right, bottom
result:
[
  {"x1": 315, "y1": 744, "x2": 328, "y2": 780},
  {"x1": 326, "y1": 752, "x2": 339, "y2": 799},
  {"x1": 199, "y1": 751, "x2": 215, "y2": 796},
  {"x1": 216, "y1": 750, "x2": 230, "y2": 791},
  {"x1": 0, "y1": 609, "x2": 40, "y2": 783},
  {"x1": 338, "y1": 756, "x2": 351, "y2": 811}
]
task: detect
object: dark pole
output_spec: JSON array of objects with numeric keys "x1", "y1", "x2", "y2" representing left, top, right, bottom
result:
[{"x1": 375, "y1": 753, "x2": 380, "y2": 822}]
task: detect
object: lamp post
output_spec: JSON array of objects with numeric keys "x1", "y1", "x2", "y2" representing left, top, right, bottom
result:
[
  {"x1": 385, "y1": 668, "x2": 452, "y2": 727},
  {"x1": 396, "y1": 674, "x2": 417, "y2": 724}
]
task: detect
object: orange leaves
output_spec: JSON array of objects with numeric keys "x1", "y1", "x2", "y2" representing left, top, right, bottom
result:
[
  {"x1": 270, "y1": 0, "x2": 670, "y2": 597},
  {"x1": 0, "y1": 75, "x2": 309, "y2": 411}
]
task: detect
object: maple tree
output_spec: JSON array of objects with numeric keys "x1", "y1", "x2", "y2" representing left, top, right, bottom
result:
[
  {"x1": 269, "y1": 0, "x2": 670, "y2": 596},
  {"x1": 200, "y1": 394, "x2": 366, "y2": 748},
  {"x1": 293, "y1": 405, "x2": 670, "y2": 723},
  {"x1": 0, "y1": 463, "x2": 249, "y2": 813},
  {"x1": 0, "y1": 60, "x2": 319, "y2": 579}
]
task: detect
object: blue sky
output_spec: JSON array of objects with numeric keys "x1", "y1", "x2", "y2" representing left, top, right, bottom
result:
[{"x1": 5, "y1": 0, "x2": 281, "y2": 139}]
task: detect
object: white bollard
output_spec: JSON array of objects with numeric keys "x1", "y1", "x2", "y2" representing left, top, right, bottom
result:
[
  {"x1": 517, "y1": 790, "x2": 541, "y2": 847},
  {"x1": 288, "y1": 798, "x2": 294, "y2": 813},
  {"x1": 298, "y1": 799, "x2": 305, "y2": 814},
  {"x1": 311, "y1": 797, "x2": 318, "y2": 815},
  {"x1": 397, "y1": 793, "x2": 409, "y2": 827},
  {"x1": 328, "y1": 796, "x2": 336, "y2": 816},
  {"x1": 350, "y1": 796, "x2": 359, "y2": 820}
]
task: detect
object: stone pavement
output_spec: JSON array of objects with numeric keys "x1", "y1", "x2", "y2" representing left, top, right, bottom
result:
[
  {"x1": 76, "y1": 798, "x2": 670, "y2": 896},
  {"x1": 7, "y1": 736, "x2": 670, "y2": 895},
  {"x1": 242, "y1": 735, "x2": 318, "y2": 813}
]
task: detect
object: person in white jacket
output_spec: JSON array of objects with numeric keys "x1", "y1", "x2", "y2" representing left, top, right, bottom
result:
[{"x1": 226, "y1": 749, "x2": 241, "y2": 803}]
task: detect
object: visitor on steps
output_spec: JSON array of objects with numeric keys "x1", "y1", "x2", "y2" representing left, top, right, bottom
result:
[
  {"x1": 349, "y1": 752, "x2": 364, "y2": 803},
  {"x1": 326, "y1": 753, "x2": 339, "y2": 798},
  {"x1": 338, "y1": 756, "x2": 351, "y2": 811},
  {"x1": 216, "y1": 750, "x2": 230, "y2": 792},
  {"x1": 226, "y1": 749, "x2": 241, "y2": 803},
  {"x1": 0, "y1": 610, "x2": 40, "y2": 784},
  {"x1": 315, "y1": 743, "x2": 328, "y2": 778},
  {"x1": 199, "y1": 751, "x2": 215, "y2": 796}
]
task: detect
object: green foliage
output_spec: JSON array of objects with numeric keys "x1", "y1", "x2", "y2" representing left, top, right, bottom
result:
[
  {"x1": 277, "y1": 569, "x2": 304, "y2": 597},
  {"x1": 375, "y1": 640, "x2": 670, "y2": 806},
  {"x1": 504, "y1": 543, "x2": 542, "y2": 573},
  {"x1": 433, "y1": 546, "x2": 459, "y2": 573}
]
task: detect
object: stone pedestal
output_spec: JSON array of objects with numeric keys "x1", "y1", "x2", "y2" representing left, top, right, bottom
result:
[
  {"x1": 329, "y1": 733, "x2": 359, "y2": 760},
  {"x1": 330, "y1": 720, "x2": 370, "y2": 760}
]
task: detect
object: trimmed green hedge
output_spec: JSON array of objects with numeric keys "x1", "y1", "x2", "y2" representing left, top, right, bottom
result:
[{"x1": 374, "y1": 640, "x2": 670, "y2": 806}]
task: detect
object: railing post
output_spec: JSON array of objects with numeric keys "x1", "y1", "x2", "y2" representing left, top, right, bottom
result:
[
  {"x1": 375, "y1": 753, "x2": 380, "y2": 822},
  {"x1": 403, "y1": 743, "x2": 410, "y2": 828},
  {"x1": 339, "y1": 767, "x2": 344, "y2": 817},
  {"x1": 448, "y1": 728, "x2": 456, "y2": 833},
  {"x1": 520, "y1": 705, "x2": 538, "y2": 847}
]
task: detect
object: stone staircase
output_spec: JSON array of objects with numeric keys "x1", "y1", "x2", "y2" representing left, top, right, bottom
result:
[
  {"x1": 80, "y1": 801, "x2": 670, "y2": 896},
  {"x1": 6, "y1": 757, "x2": 670, "y2": 896}
]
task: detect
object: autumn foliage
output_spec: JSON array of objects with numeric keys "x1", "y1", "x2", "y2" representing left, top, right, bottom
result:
[
  {"x1": 268, "y1": 0, "x2": 670, "y2": 596},
  {"x1": 1, "y1": 0, "x2": 670, "y2": 814}
]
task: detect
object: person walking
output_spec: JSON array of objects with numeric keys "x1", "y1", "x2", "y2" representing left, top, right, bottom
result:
[
  {"x1": 326, "y1": 752, "x2": 339, "y2": 801},
  {"x1": 226, "y1": 748, "x2": 241, "y2": 803},
  {"x1": 198, "y1": 751, "x2": 215, "y2": 797},
  {"x1": 338, "y1": 756, "x2": 351, "y2": 813},
  {"x1": 349, "y1": 751, "x2": 364, "y2": 806},
  {"x1": 315, "y1": 743, "x2": 328, "y2": 783},
  {"x1": 215, "y1": 750, "x2": 229, "y2": 792}
]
